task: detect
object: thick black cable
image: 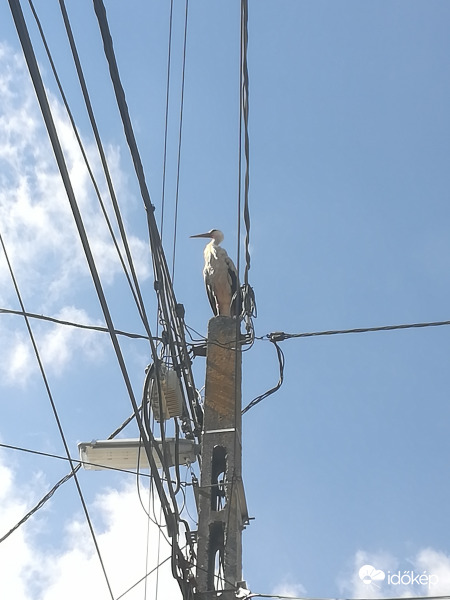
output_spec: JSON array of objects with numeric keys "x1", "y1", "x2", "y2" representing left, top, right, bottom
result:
[
  {"x1": 0, "y1": 307, "x2": 151, "y2": 340},
  {"x1": 241, "y1": 0, "x2": 251, "y2": 287},
  {"x1": 91, "y1": 4, "x2": 200, "y2": 592},
  {"x1": 242, "y1": 339, "x2": 284, "y2": 415},
  {"x1": 267, "y1": 319, "x2": 450, "y2": 342},
  {"x1": 57, "y1": 0, "x2": 154, "y2": 336},
  {"x1": 92, "y1": 0, "x2": 154, "y2": 215},
  {"x1": 248, "y1": 596, "x2": 450, "y2": 600},
  {"x1": 0, "y1": 463, "x2": 81, "y2": 544},
  {"x1": 0, "y1": 441, "x2": 162, "y2": 546},
  {"x1": 27, "y1": 0, "x2": 149, "y2": 336},
  {"x1": 238, "y1": 0, "x2": 256, "y2": 336},
  {"x1": 225, "y1": 4, "x2": 252, "y2": 561},
  {"x1": 92, "y1": 0, "x2": 202, "y2": 445},
  {"x1": 243, "y1": 319, "x2": 450, "y2": 415},
  {"x1": 11, "y1": 2, "x2": 194, "y2": 593},
  {"x1": 11, "y1": 0, "x2": 176, "y2": 548}
]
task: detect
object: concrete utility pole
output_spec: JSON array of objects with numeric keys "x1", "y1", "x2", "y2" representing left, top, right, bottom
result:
[{"x1": 195, "y1": 316, "x2": 249, "y2": 599}]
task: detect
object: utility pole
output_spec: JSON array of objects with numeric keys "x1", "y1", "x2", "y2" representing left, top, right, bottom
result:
[{"x1": 195, "y1": 316, "x2": 249, "y2": 599}]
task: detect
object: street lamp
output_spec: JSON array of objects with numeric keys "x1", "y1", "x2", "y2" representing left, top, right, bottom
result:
[{"x1": 78, "y1": 438, "x2": 198, "y2": 471}]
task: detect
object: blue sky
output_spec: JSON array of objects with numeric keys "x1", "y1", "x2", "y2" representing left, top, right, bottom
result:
[{"x1": 1, "y1": 1, "x2": 450, "y2": 598}]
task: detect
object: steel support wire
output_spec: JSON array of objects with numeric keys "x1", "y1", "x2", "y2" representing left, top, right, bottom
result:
[
  {"x1": 9, "y1": 0, "x2": 177, "y2": 546},
  {"x1": 92, "y1": 0, "x2": 202, "y2": 439}
]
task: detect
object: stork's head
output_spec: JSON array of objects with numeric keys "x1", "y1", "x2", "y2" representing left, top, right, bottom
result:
[{"x1": 190, "y1": 229, "x2": 224, "y2": 244}]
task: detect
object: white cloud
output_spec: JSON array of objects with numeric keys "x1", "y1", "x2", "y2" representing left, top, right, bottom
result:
[
  {"x1": 4, "y1": 332, "x2": 33, "y2": 386},
  {"x1": 0, "y1": 458, "x2": 46, "y2": 600},
  {"x1": 0, "y1": 41, "x2": 151, "y2": 296},
  {"x1": 415, "y1": 548, "x2": 450, "y2": 595},
  {"x1": 0, "y1": 42, "x2": 151, "y2": 384},
  {"x1": 39, "y1": 306, "x2": 106, "y2": 373},
  {"x1": 0, "y1": 306, "x2": 106, "y2": 385},
  {"x1": 0, "y1": 453, "x2": 183, "y2": 599}
]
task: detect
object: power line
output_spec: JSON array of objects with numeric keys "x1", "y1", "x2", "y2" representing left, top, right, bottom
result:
[
  {"x1": 91, "y1": 0, "x2": 202, "y2": 441},
  {"x1": 243, "y1": 318, "x2": 450, "y2": 414},
  {"x1": 0, "y1": 463, "x2": 81, "y2": 545},
  {"x1": 92, "y1": 0, "x2": 200, "y2": 518},
  {"x1": 0, "y1": 442, "x2": 152, "y2": 477},
  {"x1": 15, "y1": 0, "x2": 177, "y2": 560},
  {"x1": 27, "y1": 0, "x2": 151, "y2": 340},
  {"x1": 242, "y1": 339, "x2": 284, "y2": 415},
  {"x1": 0, "y1": 399, "x2": 161, "y2": 545},
  {"x1": 246, "y1": 595, "x2": 450, "y2": 600},
  {"x1": 0, "y1": 307, "x2": 151, "y2": 340},
  {"x1": 266, "y1": 319, "x2": 450, "y2": 342},
  {"x1": 57, "y1": 0, "x2": 151, "y2": 325},
  {"x1": 238, "y1": 0, "x2": 256, "y2": 338}
]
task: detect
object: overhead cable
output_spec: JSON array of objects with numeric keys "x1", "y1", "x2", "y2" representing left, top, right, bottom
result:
[
  {"x1": 0, "y1": 464, "x2": 81, "y2": 545},
  {"x1": 242, "y1": 339, "x2": 284, "y2": 415},
  {"x1": 246, "y1": 595, "x2": 450, "y2": 600},
  {"x1": 0, "y1": 307, "x2": 151, "y2": 340},
  {"x1": 241, "y1": 0, "x2": 251, "y2": 287},
  {"x1": 92, "y1": 0, "x2": 202, "y2": 444},
  {"x1": 238, "y1": 0, "x2": 256, "y2": 333},
  {"x1": 0, "y1": 441, "x2": 151, "y2": 476},
  {"x1": 242, "y1": 318, "x2": 450, "y2": 415},
  {"x1": 92, "y1": 0, "x2": 154, "y2": 214},
  {"x1": 0, "y1": 406, "x2": 152, "y2": 545},
  {"x1": 92, "y1": 3, "x2": 200, "y2": 592},
  {"x1": 27, "y1": 0, "x2": 151, "y2": 336},
  {"x1": 267, "y1": 319, "x2": 450, "y2": 342},
  {"x1": 57, "y1": 0, "x2": 155, "y2": 335},
  {"x1": 10, "y1": 0, "x2": 176, "y2": 560}
]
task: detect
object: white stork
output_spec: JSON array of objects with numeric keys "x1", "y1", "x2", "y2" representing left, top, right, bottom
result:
[{"x1": 190, "y1": 229, "x2": 240, "y2": 317}]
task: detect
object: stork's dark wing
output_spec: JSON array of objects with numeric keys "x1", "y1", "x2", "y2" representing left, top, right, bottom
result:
[
  {"x1": 205, "y1": 280, "x2": 218, "y2": 316},
  {"x1": 226, "y1": 258, "x2": 241, "y2": 318}
]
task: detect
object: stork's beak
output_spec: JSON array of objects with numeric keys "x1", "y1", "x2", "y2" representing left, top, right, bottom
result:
[{"x1": 190, "y1": 231, "x2": 212, "y2": 239}]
